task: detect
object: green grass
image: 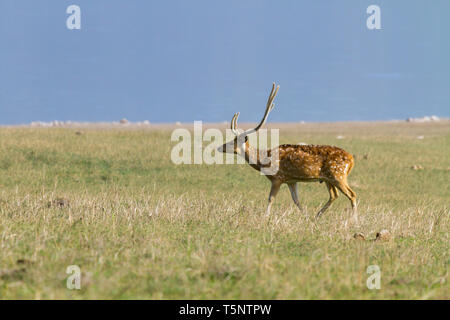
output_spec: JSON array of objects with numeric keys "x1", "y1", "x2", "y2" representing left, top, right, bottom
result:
[{"x1": 0, "y1": 122, "x2": 449, "y2": 299}]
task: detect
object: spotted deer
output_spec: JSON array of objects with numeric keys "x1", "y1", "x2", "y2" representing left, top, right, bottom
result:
[{"x1": 218, "y1": 83, "x2": 357, "y2": 218}]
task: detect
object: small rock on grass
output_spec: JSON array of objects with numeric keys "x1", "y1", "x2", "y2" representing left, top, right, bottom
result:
[
  {"x1": 353, "y1": 233, "x2": 366, "y2": 241},
  {"x1": 352, "y1": 229, "x2": 391, "y2": 242},
  {"x1": 375, "y1": 229, "x2": 391, "y2": 241}
]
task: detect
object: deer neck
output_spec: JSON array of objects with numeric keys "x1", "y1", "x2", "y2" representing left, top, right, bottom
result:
[{"x1": 243, "y1": 142, "x2": 270, "y2": 172}]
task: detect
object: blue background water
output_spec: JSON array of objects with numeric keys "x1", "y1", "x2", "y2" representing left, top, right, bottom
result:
[{"x1": 1, "y1": 0, "x2": 449, "y2": 124}]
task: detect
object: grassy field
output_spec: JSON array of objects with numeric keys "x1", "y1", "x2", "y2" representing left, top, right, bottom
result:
[{"x1": 0, "y1": 121, "x2": 448, "y2": 299}]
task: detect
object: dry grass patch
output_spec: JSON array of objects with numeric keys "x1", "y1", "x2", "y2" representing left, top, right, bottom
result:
[{"x1": 0, "y1": 122, "x2": 448, "y2": 299}]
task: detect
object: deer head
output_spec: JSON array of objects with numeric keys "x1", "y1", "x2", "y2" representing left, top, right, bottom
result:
[{"x1": 218, "y1": 83, "x2": 280, "y2": 156}]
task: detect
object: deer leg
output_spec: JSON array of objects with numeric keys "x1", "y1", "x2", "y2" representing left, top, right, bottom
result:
[
  {"x1": 345, "y1": 184, "x2": 358, "y2": 222},
  {"x1": 332, "y1": 180, "x2": 357, "y2": 215},
  {"x1": 316, "y1": 182, "x2": 338, "y2": 218},
  {"x1": 287, "y1": 183, "x2": 303, "y2": 212},
  {"x1": 266, "y1": 180, "x2": 282, "y2": 216},
  {"x1": 346, "y1": 185, "x2": 357, "y2": 213}
]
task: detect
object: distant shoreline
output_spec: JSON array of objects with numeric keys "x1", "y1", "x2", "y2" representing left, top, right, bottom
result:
[{"x1": 1, "y1": 117, "x2": 448, "y2": 129}]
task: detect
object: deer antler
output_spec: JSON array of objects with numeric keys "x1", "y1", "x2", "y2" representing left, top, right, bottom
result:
[
  {"x1": 230, "y1": 83, "x2": 279, "y2": 136},
  {"x1": 231, "y1": 112, "x2": 240, "y2": 135},
  {"x1": 252, "y1": 82, "x2": 279, "y2": 133}
]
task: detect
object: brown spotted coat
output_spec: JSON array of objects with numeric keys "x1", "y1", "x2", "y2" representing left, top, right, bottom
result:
[{"x1": 243, "y1": 142, "x2": 357, "y2": 217}]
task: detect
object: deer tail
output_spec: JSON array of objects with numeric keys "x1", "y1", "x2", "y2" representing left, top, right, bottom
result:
[{"x1": 347, "y1": 156, "x2": 355, "y2": 175}]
